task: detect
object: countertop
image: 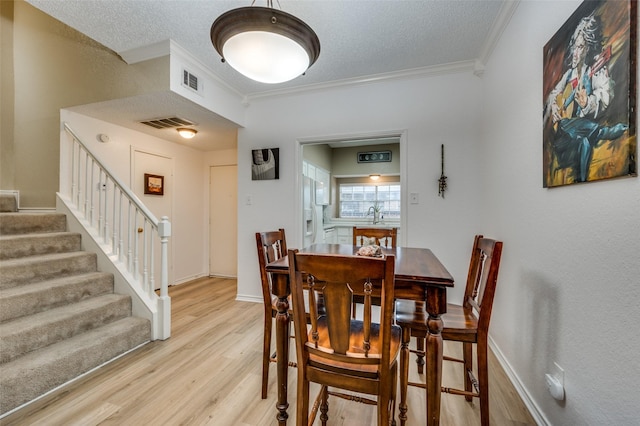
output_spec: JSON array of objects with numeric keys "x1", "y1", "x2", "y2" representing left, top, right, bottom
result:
[{"x1": 322, "y1": 220, "x2": 400, "y2": 230}]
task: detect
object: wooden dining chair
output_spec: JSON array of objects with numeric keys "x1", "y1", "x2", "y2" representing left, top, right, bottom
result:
[
  {"x1": 352, "y1": 227, "x2": 397, "y2": 318},
  {"x1": 353, "y1": 227, "x2": 397, "y2": 248},
  {"x1": 288, "y1": 249, "x2": 400, "y2": 425},
  {"x1": 395, "y1": 235, "x2": 503, "y2": 426},
  {"x1": 255, "y1": 229, "x2": 291, "y2": 399}
]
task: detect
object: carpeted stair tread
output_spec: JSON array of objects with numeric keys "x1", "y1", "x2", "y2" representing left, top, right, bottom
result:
[
  {"x1": 0, "y1": 210, "x2": 154, "y2": 416},
  {"x1": 0, "y1": 251, "x2": 97, "y2": 289},
  {"x1": 0, "y1": 316, "x2": 150, "y2": 414},
  {"x1": 0, "y1": 293, "x2": 132, "y2": 364},
  {"x1": 0, "y1": 271, "x2": 114, "y2": 322},
  {"x1": 0, "y1": 232, "x2": 82, "y2": 260},
  {"x1": 0, "y1": 213, "x2": 66, "y2": 235}
]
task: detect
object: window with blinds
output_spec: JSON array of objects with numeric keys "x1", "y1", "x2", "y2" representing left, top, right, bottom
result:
[{"x1": 339, "y1": 183, "x2": 401, "y2": 219}]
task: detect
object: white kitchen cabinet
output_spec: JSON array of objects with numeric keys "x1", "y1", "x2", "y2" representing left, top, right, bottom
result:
[
  {"x1": 303, "y1": 160, "x2": 330, "y2": 205},
  {"x1": 331, "y1": 224, "x2": 402, "y2": 245},
  {"x1": 323, "y1": 227, "x2": 337, "y2": 244},
  {"x1": 315, "y1": 167, "x2": 330, "y2": 205},
  {"x1": 336, "y1": 226, "x2": 352, "y2": 244}
]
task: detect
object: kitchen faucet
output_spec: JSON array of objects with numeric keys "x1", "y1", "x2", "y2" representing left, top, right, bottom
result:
[{"x1": 367, "y1": 205, "x2": 381, "y2": 224}]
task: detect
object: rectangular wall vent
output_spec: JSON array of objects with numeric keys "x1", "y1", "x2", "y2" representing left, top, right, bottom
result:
[
  {"x1": 139, "y1": 117, "x2": 195, "y2": 130},
  {"x1": 182, "y1": 69, "x2": 203, "y2": 95}
]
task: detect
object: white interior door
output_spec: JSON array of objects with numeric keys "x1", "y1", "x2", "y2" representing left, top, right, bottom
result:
[
  {"x1": 209, "y1": 165, "x2": 237, "y2": 277},
  {"x1": 132, "y1": 149, "x2": 174, "y2": 288}
]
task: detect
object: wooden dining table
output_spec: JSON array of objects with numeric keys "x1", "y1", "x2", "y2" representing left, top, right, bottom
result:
[{"x1": 266, "y1": 243, "x2": 454, "y2": 425}]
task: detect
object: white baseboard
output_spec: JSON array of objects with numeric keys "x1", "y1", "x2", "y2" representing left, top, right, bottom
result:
[
  {"x1": 171, "y1": 273, "x2": 208, "y2": 286},
  {"x1": 209, "y1": 273, "x2": 238, "y2": 279},
  {"x1": 235, "y1": 294, "x2": 262, "y2": 304},
  {"x1": 488, "y1": 337, "x2": 549, "y2": 426}
]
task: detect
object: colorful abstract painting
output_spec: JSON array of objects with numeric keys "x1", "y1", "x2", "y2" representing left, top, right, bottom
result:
[{"x1": 543, "y1": 0, "x2": 637, "y2": 187}]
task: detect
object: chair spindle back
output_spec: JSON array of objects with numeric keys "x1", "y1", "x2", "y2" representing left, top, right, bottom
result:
[{"x1": 353, "y1": 227, "x2": 397, "y2": 248}]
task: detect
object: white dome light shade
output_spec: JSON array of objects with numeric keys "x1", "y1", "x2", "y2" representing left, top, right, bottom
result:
[
  {"x1": 177, "y1": 128, "x2": 197, "y2": 139},
  {"x1": 211, "y1": 7, "x2": 320, "y2": 84},
  {"x1": 223, "y1": 31, "x2": 310, "y2": 84}
]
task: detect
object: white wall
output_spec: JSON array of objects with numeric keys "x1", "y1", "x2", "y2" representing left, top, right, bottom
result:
[
  {"x1": 58, "y1": 2, "x2": 640, "y2": 422},
  {"x1": 237, "y1": 71, "x2": 484, "y2": 304},
  {"x1": 236, "y1": 2, "x2": 640, "y2": 424},
  {"x1": 481, "y1": 1, "x2": 640, "y2": 424},
  {"x1": 60, "y1": 110, "x2": 211, "y2": 285}
]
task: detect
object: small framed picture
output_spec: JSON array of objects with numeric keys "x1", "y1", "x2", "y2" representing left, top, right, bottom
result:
[
  {"x1": 357, "y1": 150, "x2": 392, "y2": 163},
  {"x1": 251, "y1": 148, "x2": 279, "y2": 180},
  {"x1": 144, "y1": 173, "x2": 164, "y2": 195}
]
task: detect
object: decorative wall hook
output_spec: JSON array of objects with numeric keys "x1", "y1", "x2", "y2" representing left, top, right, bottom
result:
[{"x1": 438, "y1": 144, "x2": 447, "y2": 198}]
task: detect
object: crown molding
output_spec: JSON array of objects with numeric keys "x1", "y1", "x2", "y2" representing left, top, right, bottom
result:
[
  {"x1": 244, "y1": 1, "x2": 522, "y2": 101},
  {"x1": 478, "y1": 0, "x2": 520, "y2": 65},
  {"x1": 118, "y1": 39, "x2": 245, "y2": 100},
  {"x1": 118, "y1": 40, "x2": 170, "y2": 64},
  {"x1": 116, "y1": 42, "x2": 483, "y2": 105},
  {"x1": 167, "y1": 40, "x2": 245, "y2": 99},
  {"x1": 115, "y1": 1, "x2": 521, "y2": 106},
  {"x1": 245, "y1": 60, "x2": 477, "y2": 101}
]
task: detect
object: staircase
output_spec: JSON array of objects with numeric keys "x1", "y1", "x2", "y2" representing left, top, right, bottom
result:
[{"x1": 0, "y1": 194, "x2": 151, "y2": 416}]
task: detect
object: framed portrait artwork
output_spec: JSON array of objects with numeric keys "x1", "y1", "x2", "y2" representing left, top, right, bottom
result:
[
  {"x1": 144, "y1": 173, "x2": 164, "y2": 195},
  {"x1": 251, "y1": 148, "x2": 279, "y2": 180},
  {"x1": 542, "y1": 0, "x2": 637, "y2": 187}
]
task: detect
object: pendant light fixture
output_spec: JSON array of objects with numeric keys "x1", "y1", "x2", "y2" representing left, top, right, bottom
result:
[{"x1": 210, "y1": 1, "x2": 320, "y2": 84}]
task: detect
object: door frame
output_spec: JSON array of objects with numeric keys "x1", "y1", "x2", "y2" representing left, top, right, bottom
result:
[{"x1": 295, "y1": 130, "x2": 408, "y2": 248}]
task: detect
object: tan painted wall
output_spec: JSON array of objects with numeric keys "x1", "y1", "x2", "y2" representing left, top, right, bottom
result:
[
  {"x1": 331, "y1": 143, "x2": 400, "y2": 177},
  {"x1": 1, "y1": 1, "x2": 16, "y2": 190},
  {"x1": 302, "y1": 143, "x2": 332, "y2": 171},
  {"x1": 2, "y1": 0, "x2": 169, "y2": 207}
]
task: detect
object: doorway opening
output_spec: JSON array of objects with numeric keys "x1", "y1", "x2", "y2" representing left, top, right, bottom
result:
[{"x1": 297, "y1": 131, "x2": 407, "y2": 248}]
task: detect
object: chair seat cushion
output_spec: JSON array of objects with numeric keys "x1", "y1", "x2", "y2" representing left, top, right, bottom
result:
[{"x1": 307, "y1": 317, "x2": 401, "y2": 379}]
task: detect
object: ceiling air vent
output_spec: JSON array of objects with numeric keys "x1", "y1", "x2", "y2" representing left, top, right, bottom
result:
[
  {"x1": 139, "y1": 117, "x2": 195, "y2": 130},
  {"x1": 182, "y1": 69, "x2": 203, "y2": 95}
]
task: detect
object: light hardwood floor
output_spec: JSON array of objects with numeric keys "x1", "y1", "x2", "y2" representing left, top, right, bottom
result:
[{"x1": 1, "y1": 277, "x2": 536, "y2": 425}]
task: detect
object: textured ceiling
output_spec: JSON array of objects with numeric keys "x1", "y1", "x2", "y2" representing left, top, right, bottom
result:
[{"x1": 26, "y1": 0, "x2": 513, "y2": 151}]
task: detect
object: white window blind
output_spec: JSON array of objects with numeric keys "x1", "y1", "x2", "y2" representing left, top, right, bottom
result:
[{"x1": 339, "y1": 183, "x2": 400, "y2": 219}]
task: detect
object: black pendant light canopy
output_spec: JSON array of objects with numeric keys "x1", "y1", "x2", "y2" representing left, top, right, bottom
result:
[{"x1": 210, "y1": 5, "x2": 320, "y2": 84}]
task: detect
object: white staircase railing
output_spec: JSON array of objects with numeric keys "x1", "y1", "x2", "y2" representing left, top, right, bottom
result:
[{"x1": 59, "y1": 122, "x2": 171, "y2": 340}]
